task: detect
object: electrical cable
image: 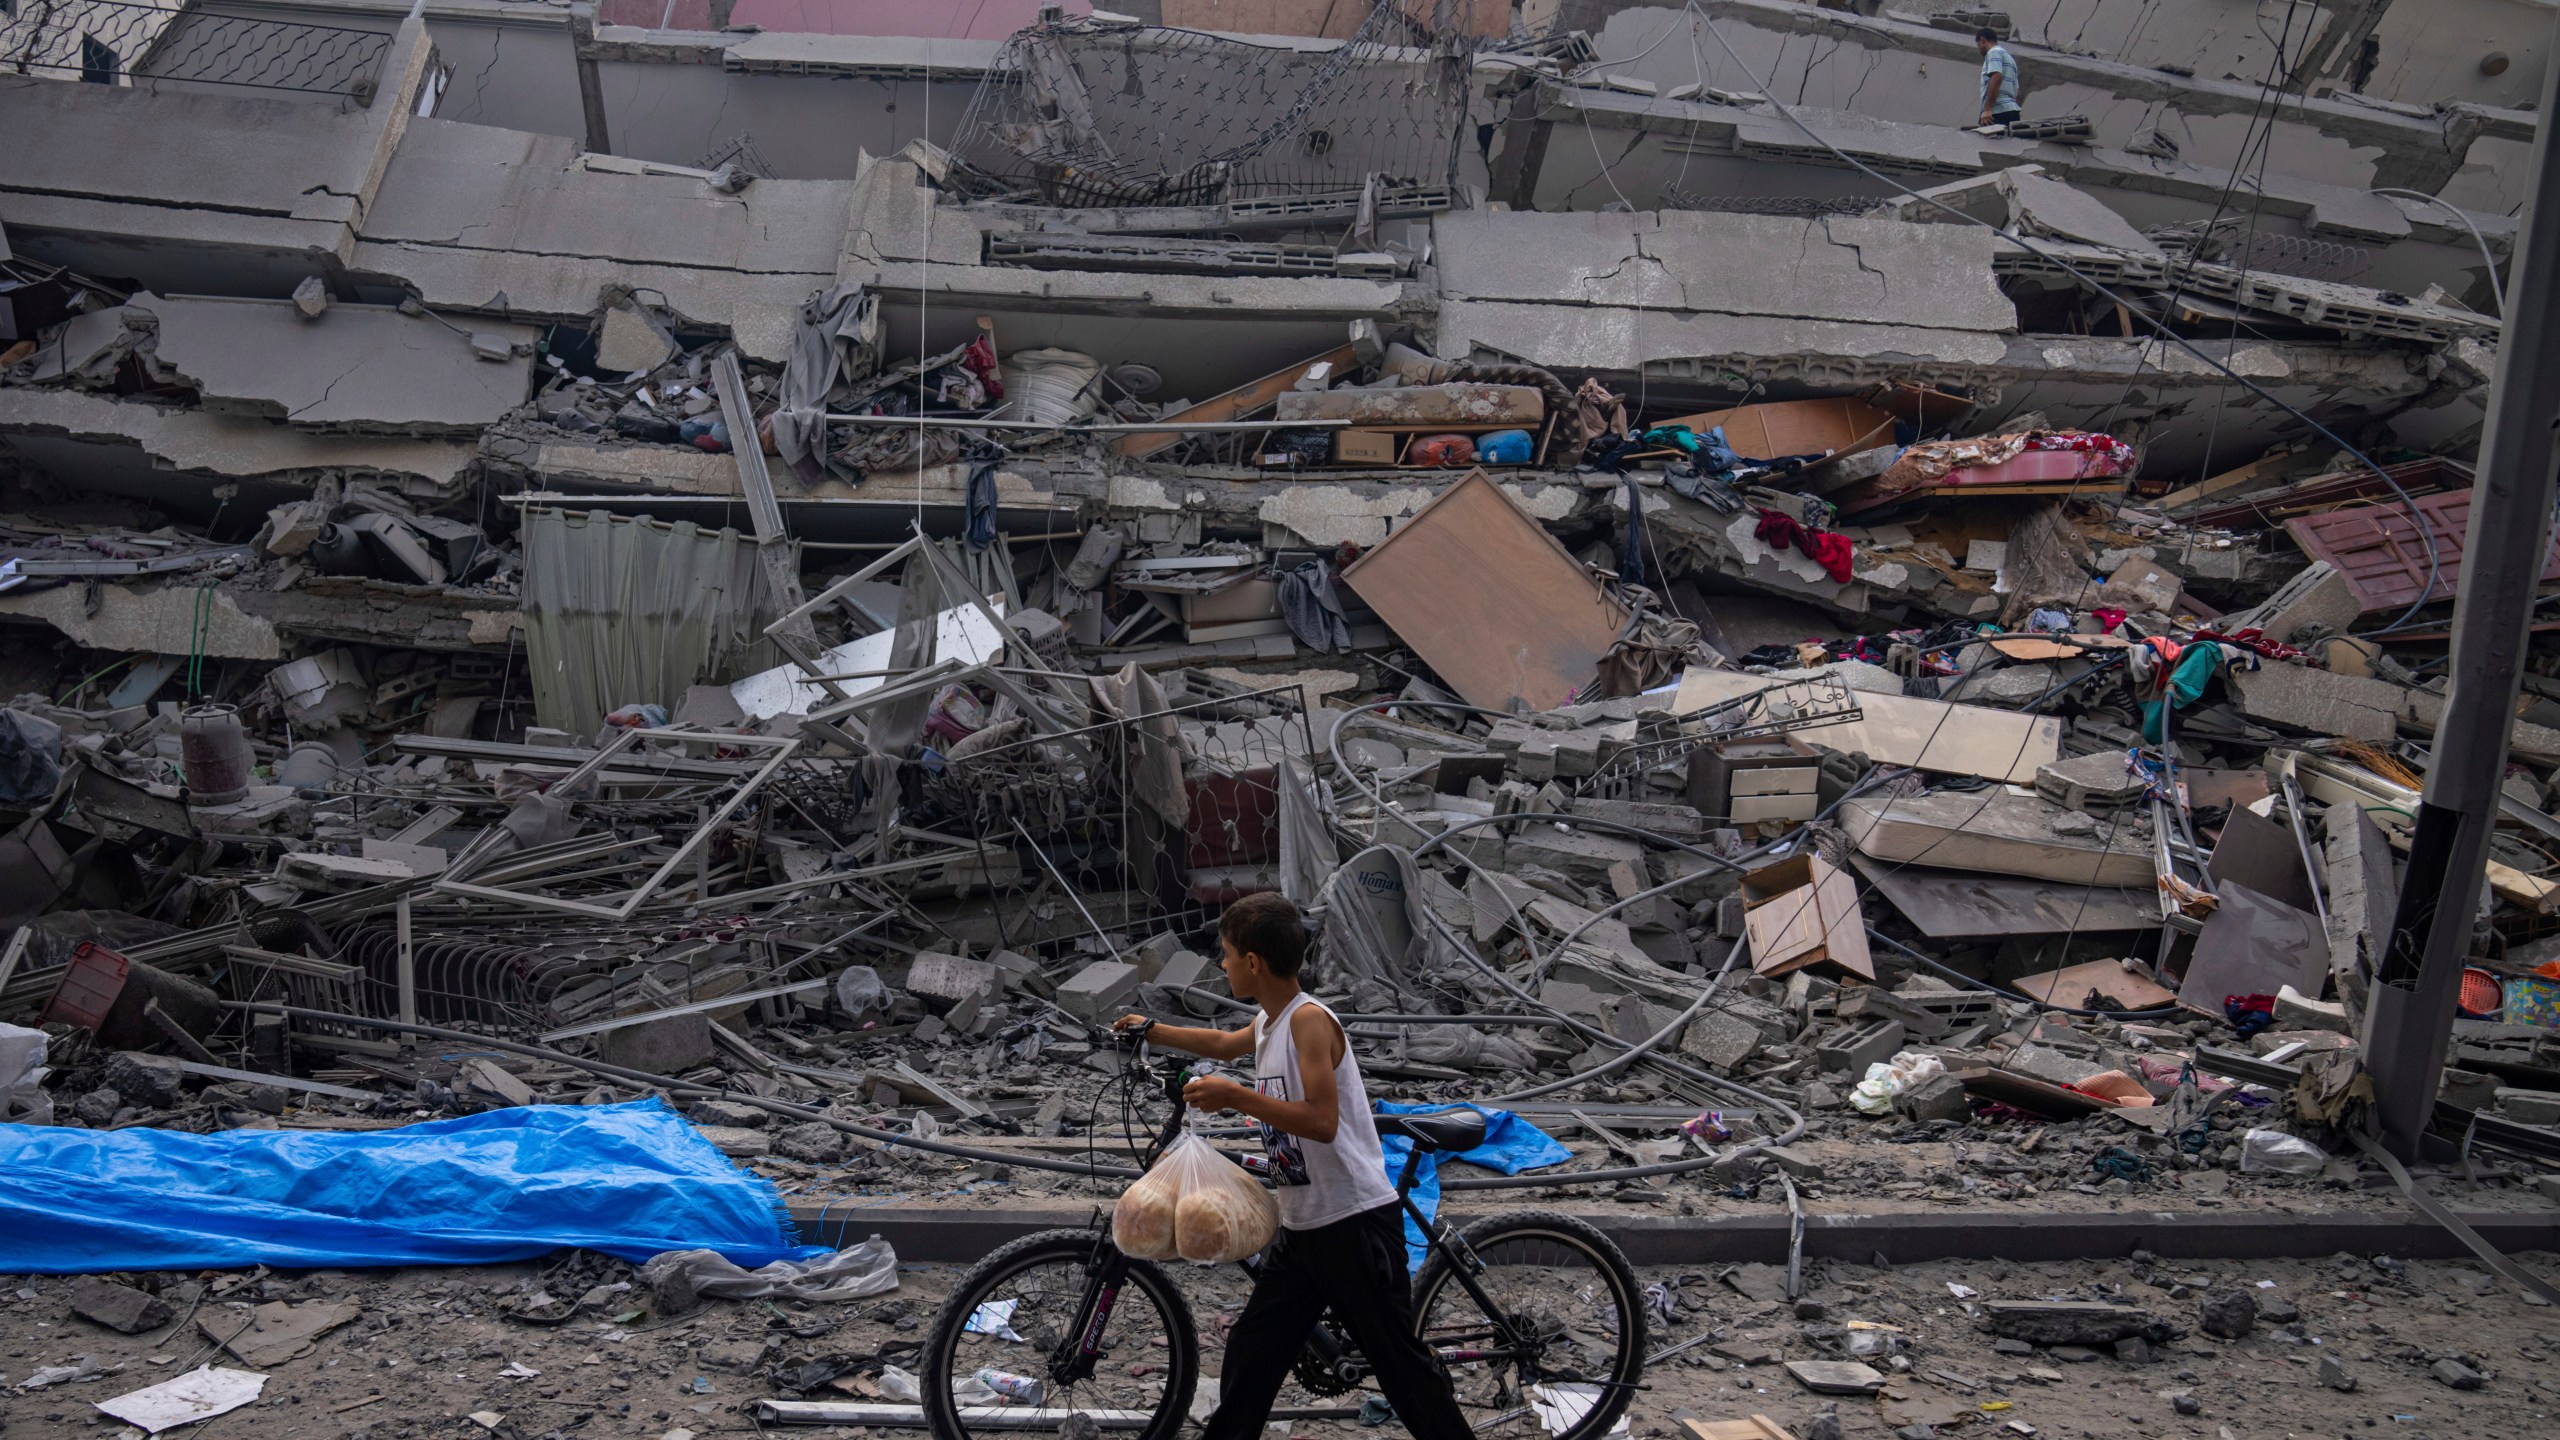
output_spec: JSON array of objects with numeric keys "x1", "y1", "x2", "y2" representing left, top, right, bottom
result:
[
  {"x1": 2369, "y1": 187, "x2": 2509, "y2": 317},
  {"x1": 1326, "y1": 649, "x2": 2157, "y2": 1090},
  {"x1": 221, "y1": 1000, "x2": 1145, "y2": 1181},
  {"x1": 1480, "y1": 935, "x2": 1746, "y2": 1105},
  {"x1": 1865, "y1": 929, "x2": 2181, "y2": 1020}
]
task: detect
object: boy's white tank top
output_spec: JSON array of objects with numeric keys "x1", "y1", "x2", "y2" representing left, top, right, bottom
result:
[{"x1": 1251, "y1": 993, "x2": 1399, "y2": 1231}]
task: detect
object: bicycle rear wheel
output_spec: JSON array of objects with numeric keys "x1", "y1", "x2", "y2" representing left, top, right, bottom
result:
[
  {"x1": 921, "y1": 1228, "x2": 1199, "y2": 1440},
  {"x1": 1409, "y1": 1210, "x2": 1646, "y2": 1440}
]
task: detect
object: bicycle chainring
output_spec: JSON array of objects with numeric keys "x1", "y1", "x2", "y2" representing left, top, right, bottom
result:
[{"x1": 1291, "y1": 1331, "x2": 1364, "y2": 1396}]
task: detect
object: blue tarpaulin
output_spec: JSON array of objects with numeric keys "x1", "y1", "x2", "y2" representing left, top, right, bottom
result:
[
  {"x1": 0, "y1": 1099, "x2": 821, "y2": 1274},
  {"x1": 1374, "y1": 1102, "x2": 1571, "y2": 1269}
]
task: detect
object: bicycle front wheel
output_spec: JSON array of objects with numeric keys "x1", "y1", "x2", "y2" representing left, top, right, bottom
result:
[
  {"x1": 921, "y1": 1228, "x2": 1199, "y2": 1440},
  {"x1": 1410, "y1": 1210, "x2": 1646, "y2": 1440}
]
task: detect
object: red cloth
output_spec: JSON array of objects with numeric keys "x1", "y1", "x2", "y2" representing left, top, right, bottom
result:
[
  {"x1": 1755, "y1": 509, "x2": 1854, "y2": 583},
  {"x1": 2093, "y1": 607, "x2": 2127, "y2": 632},
  {"x1": 958, "y1": 335, "x2": 1004, "y2": 401},
  {"x1": 1800, "y1": 529, "x2": 1854, "y2": 583},
  {"x1": 2191, "y1": 626, "x2": 2307, "y2": 662}
]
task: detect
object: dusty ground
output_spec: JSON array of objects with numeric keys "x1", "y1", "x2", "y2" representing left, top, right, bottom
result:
[{"x1": 7, "y1": 1238, "x2": 2557, "y2": 1440}]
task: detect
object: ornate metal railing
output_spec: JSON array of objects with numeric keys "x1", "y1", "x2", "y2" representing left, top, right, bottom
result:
[{"x1": 4, "y1": 0, "x2": 391, "y2": 99}]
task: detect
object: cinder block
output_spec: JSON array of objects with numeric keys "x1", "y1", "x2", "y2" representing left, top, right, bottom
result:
[
  {"x1": 1895, "y1": 1070, "x2": 1972, "y2": 1124},
  {"x1": 1154, "y1": 949, "x2": 1218, "y2": 993},
  {"x1": 1133, "y1": 932, "x2": 1186, "y2": 983},
  {"x1": 908, "y1": 951, "x2": 1000, "y2": 1011},
  {"x1": 1057, "y1": 961, "x2": 1141, "y2": 1022},
  {"x1": 599, "y1": 1012, "x2": 715, "y2": 1073},
  {"x1": 1815, "y1": 1017, "x2": 1906, "y2": 1076},
  {"x1": 2495, "y1": 1088, "x2": 2560, "y2": 1127}
]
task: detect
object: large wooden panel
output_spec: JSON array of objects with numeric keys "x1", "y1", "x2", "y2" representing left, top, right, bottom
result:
[
  {"x1": 2286, "y1": 488, "x2": 2560, "y2": 612},
  {"x1": 1659, "y1": 397, "x2": 1894, "y2": 462},
  {"x1": 1340, "y1": 470, "x2": 1627, "y2": 713}
]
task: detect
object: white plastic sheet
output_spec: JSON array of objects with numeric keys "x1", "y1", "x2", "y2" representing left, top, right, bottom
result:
[
  {"x1": 95, "y1": 1366, "x2": 266, "y2": 1433},
  {"x1": 638, "y1": 1237, "x2": 900, "y2": 1302}
]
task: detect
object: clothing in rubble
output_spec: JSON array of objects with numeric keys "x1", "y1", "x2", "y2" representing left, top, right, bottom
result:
[
  {"x1": 962, "y1": 441, "x2": 1006, "y2": 552},
  {"x1": 1278, "y1": 557, "x2": 1354, "y2": 655},
  {"x1": 1753, "y1": 508, "x2": 1855, "y2": 584}
]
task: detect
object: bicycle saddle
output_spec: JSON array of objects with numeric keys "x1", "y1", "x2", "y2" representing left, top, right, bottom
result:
[{"x1": 1375, "y1": 1109, "x2": 1488, "y2": 1154}]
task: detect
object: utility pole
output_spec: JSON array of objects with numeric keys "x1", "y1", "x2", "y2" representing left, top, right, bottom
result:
[{"x1": 2363, "y1": 24, "x2": 2560, "y2": 1160}]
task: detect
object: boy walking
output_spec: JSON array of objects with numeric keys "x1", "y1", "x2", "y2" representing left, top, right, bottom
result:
[{"x1": 1114, "y1": 893, "x2": 1475, "y2": 1440}]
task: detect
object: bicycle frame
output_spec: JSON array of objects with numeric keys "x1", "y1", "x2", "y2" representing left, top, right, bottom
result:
[{"x1": 1078, "y1": 1043, "x2": 1534, "y2": 1387}]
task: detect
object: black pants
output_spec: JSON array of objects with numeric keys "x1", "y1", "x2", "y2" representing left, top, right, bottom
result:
[
  {"x1": 1991, "y1": 108, "x2": 2022, "y2": 126},
  {"x1": 1201, "y1": 1202, "x2": 1476, "y2": 1440}
]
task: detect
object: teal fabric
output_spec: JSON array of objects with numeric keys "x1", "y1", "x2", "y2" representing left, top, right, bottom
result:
[{"x1": 2142, "y1": 643, "x2": 2226, "y2": 742}]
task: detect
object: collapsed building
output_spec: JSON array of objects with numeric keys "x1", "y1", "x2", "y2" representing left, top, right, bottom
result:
[{"x1": 3, "y1": 0, "x2": 2560, "y2": 1421}]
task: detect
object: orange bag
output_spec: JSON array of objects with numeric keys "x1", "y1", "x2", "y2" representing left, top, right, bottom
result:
[{"x1": 1408, "y1": 434, "x2": 1476, "y2": 467}]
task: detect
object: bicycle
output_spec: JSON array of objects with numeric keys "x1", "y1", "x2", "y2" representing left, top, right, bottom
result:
[{"x1": 920, "y1": 1030, "x2": 1646, "y2": 1440}]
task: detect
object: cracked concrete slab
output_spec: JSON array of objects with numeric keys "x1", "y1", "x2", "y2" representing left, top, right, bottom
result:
[
  {"x1": 0, "y1": 581, "x2": 281, "y2": 660},
  {"x1": 136, "y1": 293, "x2": 537, "y2": 433},
  {"x1": 1435, "y1": 298, "x2": 2010, "y2": 373},
  {"x1": 1435, "y1": 209, "x2": 2011, "y2": 333},
  {"x1": 359, "y1": 119, "x2": 852, "y2": 360},
  {"x1": 0, "y1": 73, "x2": 382, "y2": 222},
  {"x1": 0, "y1": 389, "x2": 478, "y2": 492}
]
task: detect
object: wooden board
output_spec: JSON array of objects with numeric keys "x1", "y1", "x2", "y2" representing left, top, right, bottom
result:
[
  {"x1": 1671, "y1": 672, "x2": 2061, "y2": 784},
  {"x1": 2153, "y1": 448, "x2": 2304, "y2": 511},
  {"x1": 1110, "y1": 342, "x2": 1357, "y2": 458},
  {"x1": 1659, "y1": 396, "x2": 1895, "y2": 462},
  {"x1": 1987, "y1": 634, "x2": 2132, "y2": 661},
  {"x1": 2012, "y1": 959, "x2": 2180, "y2": 1010},
  {"x1": 1340, "y1": 470, "x2": 1629, "y2": 713},
  {"x1": 1953, "y1": 1065, "x2": 2108, "y2": 1118},
  {"x1": 1680, "y1": 1418, "x2": 1799, "y2": 1440}
]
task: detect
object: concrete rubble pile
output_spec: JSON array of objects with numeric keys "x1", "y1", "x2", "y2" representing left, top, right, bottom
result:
[
  {"x1": 8, "y1": 403, "x2": 2560, "y2": 1215},
  {"x1": 2, "y1": 0, "x2": 2559, "y2": 1430}
]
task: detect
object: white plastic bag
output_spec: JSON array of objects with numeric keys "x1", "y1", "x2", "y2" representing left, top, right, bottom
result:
[
  {"x1": 1113, "y1": 1132, "x2": 1277, "y2": 1264},
  {"x1": 2239, "y1": 1128, "x2": 2328, "y2": 1176},
  {"x1": 1849, "y1": 1049, "x2": 1946, "y2": 1116}
]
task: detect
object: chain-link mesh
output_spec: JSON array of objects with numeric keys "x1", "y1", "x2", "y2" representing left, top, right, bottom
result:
[
  {"x1": 946, "y1": 7, "x2": 1483, "y2": 207},
  {"x1": 4, "y1": 0, "x2": 390, "y2": 98}
]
